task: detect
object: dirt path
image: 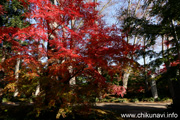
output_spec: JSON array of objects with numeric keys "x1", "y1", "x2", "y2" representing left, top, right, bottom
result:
[
  {"x1": 95, "y1": 102, "x2": 171, "y2": 114},
  {"x1": 2, "y1": 101, "x2": 171, "y2": 113},
  {"x1": 95, "y1": 102, "x2": 171, "y2": 119}
]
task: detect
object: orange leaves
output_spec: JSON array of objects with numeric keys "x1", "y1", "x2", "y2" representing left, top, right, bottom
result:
[
  {"x1": 4, "y1": 83, "x2": 16, "y2": 93},
  {"x1": 24, "y1": 72, "x2": 39, "y2": 79}
]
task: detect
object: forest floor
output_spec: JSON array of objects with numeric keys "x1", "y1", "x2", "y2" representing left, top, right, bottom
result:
[
  {"x1": 95, "y1": 102, "x2": 172, "y2": 120},
  {"x1": 96, "y1": 102, "x2": 171, "y2": 113},
  {"x1": 0, "y1": 101, "x2": 172, "y2": 120}
]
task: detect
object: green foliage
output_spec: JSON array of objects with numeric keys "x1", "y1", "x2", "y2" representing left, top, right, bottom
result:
[
  {"x1": 161, "y1": 97, "x2": 171, "y2": 102},
  {"x1": 116, "y1": 98, "x2": 127, "y2": 103},
  {"x1": 142, "y1": 97, "x2": 154, "y2": 102},
  {"x1": 130, "y1": 98, "x2": 139, "y2": 103},
  {"x1": 0, "y1": 0, "x2": 29, "y2": 28}
]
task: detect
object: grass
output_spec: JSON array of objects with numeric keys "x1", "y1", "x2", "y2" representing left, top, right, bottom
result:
[{"x1": 96, "y1": 94, "x2": 172, "y2": 103}]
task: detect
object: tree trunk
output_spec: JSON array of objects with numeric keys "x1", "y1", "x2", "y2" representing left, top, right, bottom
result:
[
  {"x1": 163, "y1": 36, "x2": 174, "y2": 99},
  {"x1": 122, "y1": 68, "x2": 131, "y2": 89},
  {"x1": 35, "y1": 83, "x2": 40, "y2": 96},
  {"x1": 13, "y1": 53, "x2": 21, "y2": 97},
  {"x1": 69, "y1": 15, "x2": 76, "y2": 85},
  {"x1": 69, "y1": 66, "x2": 76, "y2": 85},
  {"x1": 34, "y1": 40, "x2": 42, "y2": 96},
  {"x1": 97, "y1": 67, "x2": 103, "y2": 100},
  {"x1": 0, "y1": 45, "x2": 6, "y2": 102},
  {"x1": 171, "y1": 20, "x2": 180, "y2": 65},
  {"x1": 143, "y1": 38, "x2": 148, "y2": 93},
  {"x1": 1, "y1": 45, "x2": 6, "y2": 63},
  {"x1": 170, "y1": 20, "x2": 180, "y2": 110},
  {"x1": 150, "y1": 74, "x2": 158, "y2": 99},
  {"x1": 171, "y1": 79, "x2": 180, "y2": 110},
  {"x1": 0, "y1": 45, "x2": 5, "y2": 79},
  {"x1": 44, "y1": 0, "x2": 58, "y2": 105}
]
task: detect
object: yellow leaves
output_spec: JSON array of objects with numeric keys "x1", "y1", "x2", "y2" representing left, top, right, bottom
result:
[
  {"x1": 62, "y1": 90, "x2": 73, "y2": 100},
  {"x1": 94, "y1": 109, "x2": 108, "y2": 114},
  {"x1": 22, "y1": 72, "x2": 39, "y2": 79},
  {"x1": 48, "y1": 99, "x2": 55, "y2": 108},
  {"x1": 56, "y1": 108, "x2": 66, "y2": 119},
  {"x1": 4, "y1": 83, "x2": 16, "y2": 92},
  {"x1": 36, "y1": 108, "x2": 41, "y2": 118},
  {"x1": 56, "y1": 108, "x2": 72, "y2": 119}
]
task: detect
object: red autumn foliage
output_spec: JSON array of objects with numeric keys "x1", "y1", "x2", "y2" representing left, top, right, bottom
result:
[
  {"x1": 0, "y1": 0, "x2": 139, "y2": 115},
  {"x1": 170, "y1": 60, "x2": 180, "y2": 67},
  {"x1": 137, "y1": 86, "x2": 145, "y2": 93},
  {"x1": 0, "y1": 5, "x2": 4, "y2": 15},
  {"x1": 110, "y1": 84, "x2": 126, "y2": 97},
  {"x1": 1, "y1": 0, "x2": 136, "y2": 83}
]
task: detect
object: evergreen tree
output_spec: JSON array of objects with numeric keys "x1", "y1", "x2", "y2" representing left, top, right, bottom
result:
[{"x1": 120, "y1": 0, "x2": 180, "y2": 111}]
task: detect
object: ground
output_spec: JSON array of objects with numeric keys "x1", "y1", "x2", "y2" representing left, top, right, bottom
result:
[
  {"x1": 96, "y1": 102, "x2": 170, "y2": 113},
  {"x1": 96, "y1": 102, "x2": 171, "y2": 120},
  {"x1": 0, "y1": 101, "x2": 171, "y2": 120}
]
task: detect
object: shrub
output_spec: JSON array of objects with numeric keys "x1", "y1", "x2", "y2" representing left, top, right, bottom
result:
[{"x1": 130, "y1": 98, "x2": 139, "y2": 102}]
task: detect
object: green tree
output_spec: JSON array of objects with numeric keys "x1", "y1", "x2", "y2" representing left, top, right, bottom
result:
[{"x1": 120, "y1": 0, "x2": 180, "y2": 110}]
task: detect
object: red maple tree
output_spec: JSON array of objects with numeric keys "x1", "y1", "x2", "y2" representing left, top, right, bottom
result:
[{"x1": 0, "y1": 0, "x2": 138, "y2": 117}]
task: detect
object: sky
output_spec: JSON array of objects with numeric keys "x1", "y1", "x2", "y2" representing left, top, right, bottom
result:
[
  {"x1": 98, "y1": 0, "x2": 122, "y2": 26},
  {"x1": 98, "y1": 0, "x2": 163, "y2": 67}
]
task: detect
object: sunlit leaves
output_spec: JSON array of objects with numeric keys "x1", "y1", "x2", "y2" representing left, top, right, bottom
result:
[
  {"x1": 109, "y1": 84, "x2": 126, "y2": 97},
  {"x1": 0, "y1": 0, "x2": 139, "y2": 118}
]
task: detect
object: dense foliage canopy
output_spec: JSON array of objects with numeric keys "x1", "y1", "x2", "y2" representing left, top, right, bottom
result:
[{"x1": 0, "y1": 0, "x2": 138, "y2": 118}]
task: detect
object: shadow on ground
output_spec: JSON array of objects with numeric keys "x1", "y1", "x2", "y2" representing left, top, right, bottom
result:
[
  {"x1": 95, "y1": 102, "x2": 170, "y2": 113},
  {"x1": 95, "y1": 102, "x2": 174, "y2": 120}
]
